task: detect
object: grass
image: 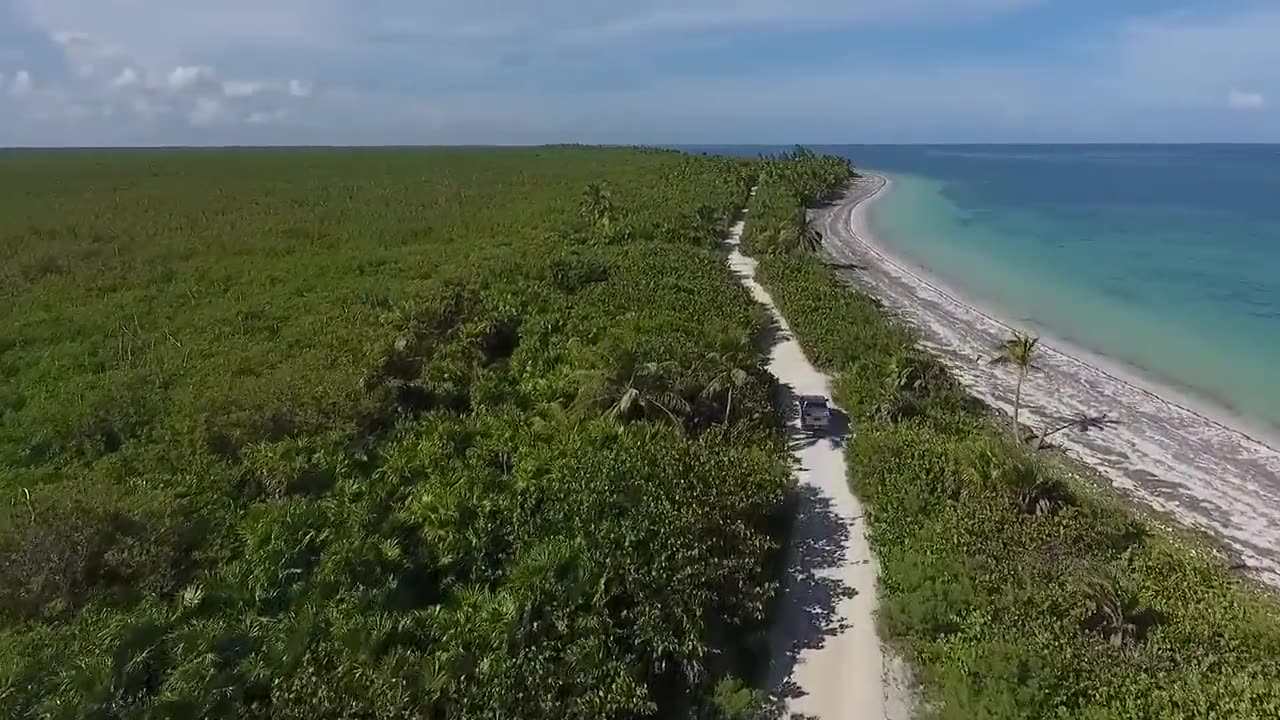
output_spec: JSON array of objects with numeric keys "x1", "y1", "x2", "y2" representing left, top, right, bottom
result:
[
  {"x1": 0, "y1": 147, "x2": 787, "y2": 718},
  {"x1": 746, "y1": 152, "x2": 1280, "y2": 719}
]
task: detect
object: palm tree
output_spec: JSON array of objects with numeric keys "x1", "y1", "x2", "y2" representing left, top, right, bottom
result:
[
  {"x1": 990, "y1": 331, "x2": 1039, "y2": 438},
  {"x1": 579, "y1": 182, "x2": 615, "y2": 229},
  {"x1": 966, "y1": 443, "x2": 1069, "y2": 516},
  {"x1": 698, "y1": 334, "x2": 758, "y2": 423},
  {"x1": 777, "y1": 209, "x2": 823, "y2": 255},
  {"x1": 573, "y1": 352, "x2": 690, "y2": 426},
  {"x1": 1081, "y1": 575, "x2": 1142, "y2": 648},
  {"x1": 693, "y1": 204, "x2": 725, "y2": 244}
]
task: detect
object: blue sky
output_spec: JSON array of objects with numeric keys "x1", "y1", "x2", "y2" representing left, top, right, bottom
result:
[{"x1": 1, "y1": 0, "x2": 1278, "y2": 145}]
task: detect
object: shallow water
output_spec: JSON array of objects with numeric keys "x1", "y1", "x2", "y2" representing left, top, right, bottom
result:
[{"x1": 826, "y1": 145, "x2": 1280, "y2": 433}]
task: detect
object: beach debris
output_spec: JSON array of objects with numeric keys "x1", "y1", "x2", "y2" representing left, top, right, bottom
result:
[{"x1": 1034, "y1": 413, "x2": 1120, "y2": 450}]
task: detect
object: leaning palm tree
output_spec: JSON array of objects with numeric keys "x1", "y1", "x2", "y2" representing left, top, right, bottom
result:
[
  {"x1": 573, "y1": 353, "x2": 690, "y2": 426},
  {"x1": 990, "y1": 331, "x2": 1039, "y2": 438}
]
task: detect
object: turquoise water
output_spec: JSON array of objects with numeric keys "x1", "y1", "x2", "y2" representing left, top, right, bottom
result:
[
  {"x1": 690, "y1": 144, "x2": 1280, "y2": 431},
  {"x1": 851, "y1": 145, "x2": 1280, "y2": 431}
]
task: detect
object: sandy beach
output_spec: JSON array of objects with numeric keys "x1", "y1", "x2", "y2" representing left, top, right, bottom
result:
[{"x1": 817, "y1": 174, "x2": 1280, "y2": 587}]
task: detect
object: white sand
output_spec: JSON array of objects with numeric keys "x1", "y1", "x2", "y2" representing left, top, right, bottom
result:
[
  {"x1": 817, "y1": 174, "x2": 1280, "y2": 586},
  {"x1": 725, "y1": 210, "x2": 914, "y2": 719}
]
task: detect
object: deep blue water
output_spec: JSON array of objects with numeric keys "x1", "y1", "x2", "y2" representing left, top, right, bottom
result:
[{"x1": 688, "y1": 145, "x2": 1280, "y2": 429}]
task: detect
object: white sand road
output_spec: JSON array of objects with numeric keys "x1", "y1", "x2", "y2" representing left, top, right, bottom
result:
[{"x1": 724, "y1": 212, "x2": 913, "y2": 719}]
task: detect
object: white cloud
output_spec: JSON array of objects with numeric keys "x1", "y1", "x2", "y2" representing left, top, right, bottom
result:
[
  {"x1": 1228, "y1": 89, "x2": 1264, "y2": 110},
  {"x1": 1101, "y1": 10, "x2": 1280, "y2": 110},
  {"x1": 109, "y1": 67, "x2": 141, "y2": 89},
  {"x1": 15, "y1": 0, "x2": 1038, "y2": 69},
  {"x1": 5, "y1": 2, "x2": 1280, "y2": 144},
  {"x1": 223, "y1": 80, "x2": 267, "y2": 98},
  {"x1": 188, "y1": 96, "x2": 224, "y2": 126},
  {"x1": 127, "y1": 96, "x2": 162, "y2": 119},
  {"x1": 10, "y1": 70, "x2": 34, "y2": 96},
  {"x1": 167, "y1": 65, "x2": 219, "y2": 92},
  {"x1": 2, "y1": 30, "x2": 320, "y2": 139},
  {"x1": 246, "y1": 109, "x2": 288, "y2": 125}
]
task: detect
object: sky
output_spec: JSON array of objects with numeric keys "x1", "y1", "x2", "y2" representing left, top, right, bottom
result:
[{"x1": 1, "y1": 0, "x2": 1279, "y2": 146}]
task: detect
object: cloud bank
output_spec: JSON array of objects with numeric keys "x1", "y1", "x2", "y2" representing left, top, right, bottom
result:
[{"x1": 2, "y1": 1, "x2": 1280, "y2": 144}]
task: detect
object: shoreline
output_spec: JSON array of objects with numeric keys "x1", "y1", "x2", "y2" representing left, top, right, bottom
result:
[
  {"x1": 818, "y1": 173, "x2": 1280, "y2": 586},
  {"x1": 853, "y1": 173, "x2": 1280, "y2": 454}
]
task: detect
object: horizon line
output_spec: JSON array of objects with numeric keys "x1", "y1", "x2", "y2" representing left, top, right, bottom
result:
[{"x1": 3, "y1": 141, "x2": 1280, "y2": 151}]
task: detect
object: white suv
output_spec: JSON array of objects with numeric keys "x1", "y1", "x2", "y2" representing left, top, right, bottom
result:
[{"x1": 798, "y1": 395, "x2": 831, "y2": 432}]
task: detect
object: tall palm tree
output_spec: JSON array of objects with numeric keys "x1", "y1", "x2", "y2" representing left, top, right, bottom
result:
[{"x1": 990, "y1": 331, "x2": 1039, "y2": 438}]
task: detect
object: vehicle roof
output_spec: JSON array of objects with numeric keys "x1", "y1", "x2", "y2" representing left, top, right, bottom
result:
[{"x1": 798, "y1": 394, "x2": 828, "y2": 403}]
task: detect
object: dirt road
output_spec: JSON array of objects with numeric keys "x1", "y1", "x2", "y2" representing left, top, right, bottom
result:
[{"x1": 724, "y1": 211, "x2": 913, "y2": 719}]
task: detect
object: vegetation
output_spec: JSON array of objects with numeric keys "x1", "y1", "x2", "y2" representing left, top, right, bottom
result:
[
  {"x1": 740, "y1": 147, "x2": 850, "y2": 258},
  {"x1": 0, "y1": 147, "x2": 787, "y2": 718},
  {"x1": 747, "y1": 151, "x2": 1280, "y2": 718},
  {"x1": 990, "y1": 331, "x2": 1040, "y2": 438}
]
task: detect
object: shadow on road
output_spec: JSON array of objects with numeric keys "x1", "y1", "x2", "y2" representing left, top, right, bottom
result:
[
  {"x1": 764, "y1": 481, "x2": 857, "y2": 714},
  {"x1": 757, "y1": 313, "x2": 791, "y2": 352},
  {"x1": 744, "y1": 233, "x2": 864, "y2": 717}
]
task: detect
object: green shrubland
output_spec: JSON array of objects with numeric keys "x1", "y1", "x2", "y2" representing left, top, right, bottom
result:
[
  {"x1": 749, "y1": 150, "x2": 1280, "y2": 719},
  {"x1": 1, "y1": 148, "x2": 782, "y2": 718},
  {"x1": 11, "y1": 143, "x2": 1279, "y2": 720}
]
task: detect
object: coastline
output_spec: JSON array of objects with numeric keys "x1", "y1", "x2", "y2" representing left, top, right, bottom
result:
[{"x1": 817, "y1": 173, "x2": 1280, "y2": 586}]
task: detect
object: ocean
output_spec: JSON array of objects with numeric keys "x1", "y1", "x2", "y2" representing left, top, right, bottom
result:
[{"x1": 694, "y1": 144, "x2": 1280, "y2": 436}]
